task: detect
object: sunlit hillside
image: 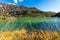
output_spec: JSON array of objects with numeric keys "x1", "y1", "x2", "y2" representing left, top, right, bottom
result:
[{"x1": 0, "y1": 2, "x2": 56, "y2": 17}]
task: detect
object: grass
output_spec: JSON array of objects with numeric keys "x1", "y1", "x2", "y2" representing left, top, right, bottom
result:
[{"x1": 0, "y1": 29, "x2": 60, "y2": 40}]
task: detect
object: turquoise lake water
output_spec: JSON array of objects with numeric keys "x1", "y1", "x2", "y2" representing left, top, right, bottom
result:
[{"x1": 0, "y1": 17, "x2": 60, "y2": 31}]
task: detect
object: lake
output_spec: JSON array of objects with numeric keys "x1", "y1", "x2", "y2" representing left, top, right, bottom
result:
[{"x1": 0, "y1": 17, "x2": 60, "y2": 31}]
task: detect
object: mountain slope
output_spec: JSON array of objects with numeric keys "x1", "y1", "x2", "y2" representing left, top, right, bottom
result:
[
  {"x1": 0, "y1": 2, "x2": 55, "y2": 17},
  {"x1": 52, "y1": 12, "x2": 60, "y2": 17}
]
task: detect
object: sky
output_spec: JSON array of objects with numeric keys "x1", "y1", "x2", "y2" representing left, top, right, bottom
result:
[{"x1": 0, "y1": 0, "x2": 60, "y2": 12}]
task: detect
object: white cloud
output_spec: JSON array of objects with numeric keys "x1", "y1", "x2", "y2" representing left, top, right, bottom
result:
[
  {"x1": 19, "y1": 0, "x2": 23, "y2": 2},
  {"x1": 13, "y1": 0, "x2": 18, "y2": 3},
  {"x1": 7, "y1": 3, "x2": 16, "y2": 5},
  {"x1": 13, "y1": 0, "x2": 23, "y2": 3}
]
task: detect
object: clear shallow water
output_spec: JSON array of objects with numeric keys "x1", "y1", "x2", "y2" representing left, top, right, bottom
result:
[{"x1": 0, "y1": 17, "x2": 60, "y2": 31}]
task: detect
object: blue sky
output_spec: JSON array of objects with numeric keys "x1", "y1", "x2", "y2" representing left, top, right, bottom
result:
[{"x1": 0, "y1": 0, "x2": 60, "y2": 12}]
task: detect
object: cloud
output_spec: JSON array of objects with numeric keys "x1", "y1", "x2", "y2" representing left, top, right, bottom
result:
[
  {"x1": 13, "y1": 0, "x2": 23, "y2": 3},
  {"x1": 13, "y1": 0, "x2": 18, "y2": 3},
  {"x1": 19, "y1": 0, "x2": 23, "y2": 2},
  {"x1": 7, "y1": 2, "x2": 16, "y2": 5}
]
